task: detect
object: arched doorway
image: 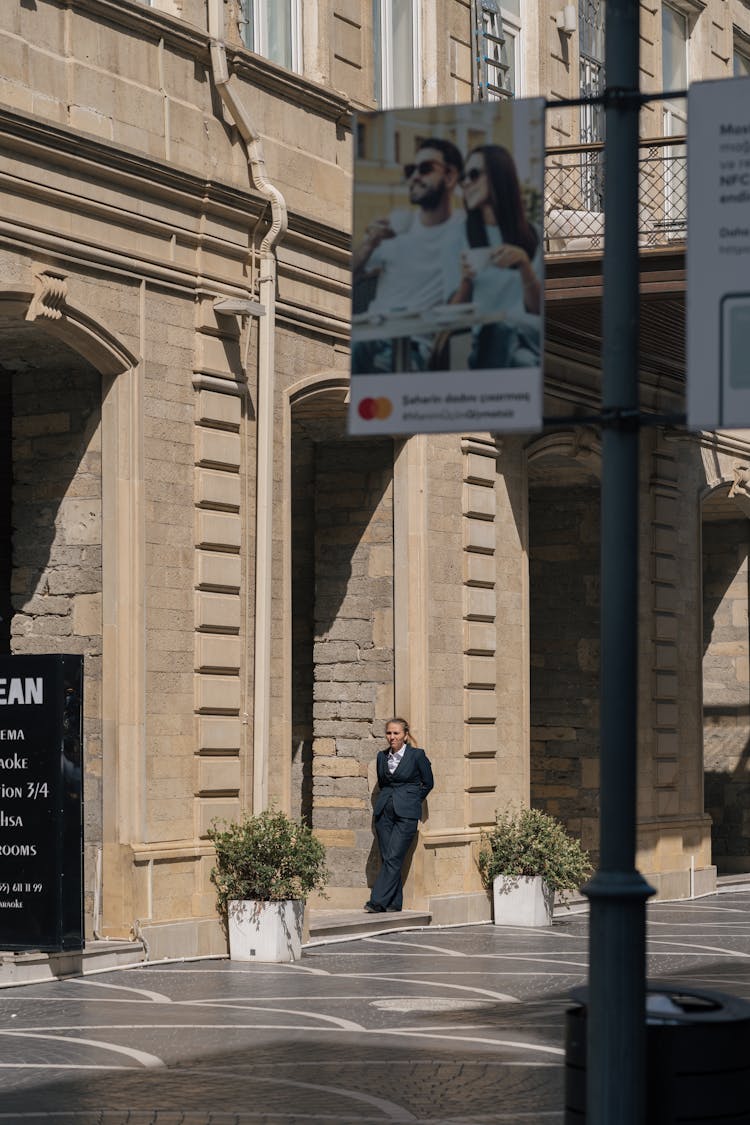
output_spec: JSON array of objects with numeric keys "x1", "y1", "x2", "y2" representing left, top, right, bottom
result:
[
  {"x1": 527, "y1": 430, "x2": 602, "y2": 863},
  {"x1": 0, "y1": 286, "x2": 140, "y2": 938},
  {"x1": 0, "y1": 313, "x2": 103, "y2": 931},
  {"x1": 702, "y1": 483, "x2": 750, "y2": 875},
  {"x1": 286, "y1": 376, "x2": 395, "y2": 906}
]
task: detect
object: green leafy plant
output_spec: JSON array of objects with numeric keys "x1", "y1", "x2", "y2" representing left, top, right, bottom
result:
[
  {"x1": 207, "y1": 809, "x2": 329, "y2": 918},
  {"x1": 477, "y1": 807, "x2": 592, "y2": 897}
]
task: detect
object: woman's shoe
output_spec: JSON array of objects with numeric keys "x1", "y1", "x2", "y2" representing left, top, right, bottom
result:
[
  {"x1": 363, "y1": 902, "x2": 384, "y2": 913},
  {"x1": 385, "y1": 906, "x2": 402, "y2": 912}
]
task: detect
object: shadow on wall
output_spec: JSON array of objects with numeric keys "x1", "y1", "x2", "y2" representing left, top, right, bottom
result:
[
  {"x1": 528, "y1": 480, "x2": 601, "y2": 865},
  {"x1": 0, "y1": 329, "x2": 104, "y2": 923},
  {"x1": 290, "y1": 413, "x2": 394, "y2": 906},
  {"x1": 704, "y1": 709, "x2": 750, "y2": 875},
  {"x1": 701, "y1": 506, "x2": 750, "y2": 874},
  {"x1": 4, "y1": 354, "x2": 102, "y2": 661}
]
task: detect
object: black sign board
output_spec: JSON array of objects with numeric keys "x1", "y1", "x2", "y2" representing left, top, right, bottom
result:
[{"x1": 0, "y1": 654, "x2": 83, "y2": 951}]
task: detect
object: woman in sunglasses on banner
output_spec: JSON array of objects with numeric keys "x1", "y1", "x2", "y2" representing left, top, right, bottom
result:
[{"x1": 447, "y1": 144, "x2": 542, "y2": 370}]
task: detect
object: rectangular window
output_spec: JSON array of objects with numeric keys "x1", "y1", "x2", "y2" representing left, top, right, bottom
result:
[
  {"x1": 373, "y1": 0, "x2": 419, "y2": 108},
  {"x1": 579, "y1": 0, "x2": 605, "y2": 211},
  {"x1": 242, "y1": 0, "x2": 302, "y2": 73},
  {"x1": 661, "y1": 2, "x2": 688, "y2": 136},
  {"x1": 662, "y1": 3, "x2": 688, "y2": 95},
  {"x1": 661, "y1": 3, "x2": 688, "y2": 239},
  {"x1": 734, "y1": 47, "x2": 750, "y2": 78},
  {"x1": 500, "y1": 1, "x2": 522, "y2": 97},
  {"x1": 473, "y1": 0, "x2": 520, "y2": 100}
]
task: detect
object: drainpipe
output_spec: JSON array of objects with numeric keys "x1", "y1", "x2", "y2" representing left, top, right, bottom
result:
[{"x1": 207, "y1": 0, "x2": 288, "y2": 813}]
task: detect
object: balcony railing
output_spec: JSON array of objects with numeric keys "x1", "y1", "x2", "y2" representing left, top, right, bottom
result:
[{"x1": 544, "y1": 135, "x2": 687, "y2": 255}]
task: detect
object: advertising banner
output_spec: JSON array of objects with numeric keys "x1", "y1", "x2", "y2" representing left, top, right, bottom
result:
[
  {"x1": 348, "y1": 97, "x2": 545, "y2": 436},
  {"x1": 687, "y1": 77, "x2": 750, "y2": 429},
  {"x1": 0, "y1": 654, "x2": 83, "y2": 952}
]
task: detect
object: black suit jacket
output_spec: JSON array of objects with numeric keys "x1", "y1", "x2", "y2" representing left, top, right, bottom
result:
[{"x1": 374, "y1": 745, "x2": 434, "y2": 820}]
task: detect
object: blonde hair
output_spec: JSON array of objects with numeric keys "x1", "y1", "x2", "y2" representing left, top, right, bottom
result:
[{"x1": 385, "y1": 716, "x2": 415, "y2": 746}]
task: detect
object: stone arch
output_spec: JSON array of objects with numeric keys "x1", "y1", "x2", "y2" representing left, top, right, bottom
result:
[
  {"x1": 281, "y1": 372, "x2": 350, "y2": 821},
  {"x1": 287, "y1": 370, "x2": 350, "y2": 411},
  {"x1": 525, "y1": 426, "x2": 602, "y2": 482},
  {"x1": 0, "y1": 286, "x2": 143, "y2": 937},
  {"x1": 524, "y1": 426, "x2": 602, "y2": 861},
  {"x1": 0, "y1": 285, "x2": 137, "y2": 376}
]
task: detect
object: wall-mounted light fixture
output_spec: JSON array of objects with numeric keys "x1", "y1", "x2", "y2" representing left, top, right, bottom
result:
[
  {"x1": 555, "y1": 4, "x2": 577, "y2": 34},
  {"x1": 213, "y1": 297, "x2": 266, "y2": 317}
]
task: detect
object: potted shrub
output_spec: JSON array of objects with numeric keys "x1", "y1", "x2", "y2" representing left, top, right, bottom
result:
[
  {"x1": 477, "y1": 807, "x2": 592, "y2": 927},
  {"x1": 207, "y1": 808, "x2": 329, "y2": 962}
]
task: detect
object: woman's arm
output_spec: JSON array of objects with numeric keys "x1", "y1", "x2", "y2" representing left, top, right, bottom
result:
[
  {"x1": 488, "y1": 244, "x2": 541, "y2": 314},
  {"x1": 417, "y1": 750, "x2": 434, "y2": 798},
  {"x1": 376, "y1": 750, "x2": 389, "y2": 789},
  {"x1": 448, "y1": 252, "x2": 476, "y2": 305}
]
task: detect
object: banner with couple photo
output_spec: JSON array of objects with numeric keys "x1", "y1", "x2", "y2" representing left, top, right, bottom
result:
[{"x1": 348, "y1": 97, "x2": 545, "y2": 436}]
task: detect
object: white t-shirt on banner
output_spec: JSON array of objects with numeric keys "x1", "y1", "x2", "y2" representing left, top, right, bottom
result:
[{"x1": 366, "y1": 211, "x2": 465, "y2": 315}]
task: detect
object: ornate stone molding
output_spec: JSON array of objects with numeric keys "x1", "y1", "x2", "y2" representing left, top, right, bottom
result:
[
  {"x1": 728, "y1": 463, "x2": 750, "y2": 517},
  {"x1": 25, "y1": 270, "x2": 68, "y2": 322},
  {"x1": 526, "y1": 426, "x2": 602, "y2": 476}
]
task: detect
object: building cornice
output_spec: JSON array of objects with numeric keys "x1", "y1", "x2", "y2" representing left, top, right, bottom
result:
[
  {"x1": 0, "y1": 107, "x2": 266, "y2": 217},
  {"x1": 283, "y1": 215, "x2": 352, "y2": 258},
  {"x1": 0, "y1": 107, "x2": 350, "y2": 259}
]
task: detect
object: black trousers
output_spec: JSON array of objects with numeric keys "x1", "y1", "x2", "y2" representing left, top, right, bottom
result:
[{"x1": 370, "y1": 795, "x2": 418, "y2": 910}]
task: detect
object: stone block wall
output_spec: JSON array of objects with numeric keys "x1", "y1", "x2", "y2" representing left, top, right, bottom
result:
[
  {"x1": 462, "y1": 439, "x2": 503, "y2": 830},
  {"x1": 290, "y1": 429, "x2": 315, "y2": 825},
  {"x1": 144, "y1": 291, "x2": 197, "y2": 846},
  {"x1": 702, "y1": 515, "x2": 750, "y2": 873},
  {"x1": 635, "y1": 433, "x2": 711, "y2": 895},
  {"x1": 416, "y1": 434, "x2": 530, "y2": 914},
  {"x1": 192, "y1": 379, "x2": 245, "y2": 849},
  {"x1": 529, "y1": 482, "x2": 600, "y2": 858},
  {"x1": 311, "y1": 439, "x2": 394, "y2": 897},
  {"x1": 640, "y1": 436, "x2": 691, "y2": 825}
]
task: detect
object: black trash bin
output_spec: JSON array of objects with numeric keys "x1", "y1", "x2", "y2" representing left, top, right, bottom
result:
[{"x1": 565, "y1": 984, "x2": 750, "y2": 1123}]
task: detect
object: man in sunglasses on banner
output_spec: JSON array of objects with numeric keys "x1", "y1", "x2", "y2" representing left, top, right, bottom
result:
[{"x1": 351, "y1": 138, "x2": 465, "y2": 374}]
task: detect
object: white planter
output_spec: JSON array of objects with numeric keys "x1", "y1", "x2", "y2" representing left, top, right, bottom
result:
[
  {"x1": 492, "y1": 875, "x2": 554, "y2": 927},
  {"x1": 228, "y1": 899, "x2": 305, "y2": 962}
]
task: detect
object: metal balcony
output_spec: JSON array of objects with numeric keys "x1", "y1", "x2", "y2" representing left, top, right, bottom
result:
[{"x1": 544, "y1": 135, "x2": 687, "y2": 255}]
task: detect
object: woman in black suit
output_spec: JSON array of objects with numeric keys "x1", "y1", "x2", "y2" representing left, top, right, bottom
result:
[{"x1": 364, "y1": 717, "x2": 434, "y2": 913}]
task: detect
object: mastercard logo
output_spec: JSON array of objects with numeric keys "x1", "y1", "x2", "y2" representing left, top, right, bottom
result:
[{"x1": 357, "y1": 396, "x2": 393, "y2": 421}]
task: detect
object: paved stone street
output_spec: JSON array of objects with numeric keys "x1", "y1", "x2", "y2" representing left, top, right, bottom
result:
[{"x1": 0, "y1": 888, "x2": 748, "y2": 1124}]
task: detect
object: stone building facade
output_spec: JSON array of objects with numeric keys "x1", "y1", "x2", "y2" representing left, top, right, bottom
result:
[{"x1": 0, "y1": 0, "x2": 748, "y2": 956}]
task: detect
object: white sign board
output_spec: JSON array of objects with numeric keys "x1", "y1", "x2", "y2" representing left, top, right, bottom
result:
[
  {"x1": 348, "y1": 97, "x2": 545, "y2": 436},
  {"x1": 688, "y1": 77, "x2": 750, "y2": 429}
]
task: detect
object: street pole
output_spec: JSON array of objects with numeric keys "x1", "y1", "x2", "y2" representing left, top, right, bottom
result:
[{"x1": 583, "y1": 1, "x2": 655, "y2": 1122}]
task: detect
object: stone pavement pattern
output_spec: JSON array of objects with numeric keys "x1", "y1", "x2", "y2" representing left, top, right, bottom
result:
[{"x1": 0, "y1": 889, "x2": 748, "y2": 1124}]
